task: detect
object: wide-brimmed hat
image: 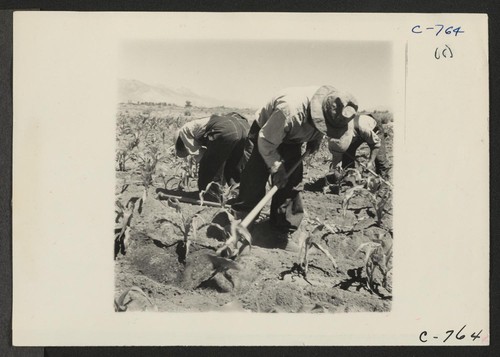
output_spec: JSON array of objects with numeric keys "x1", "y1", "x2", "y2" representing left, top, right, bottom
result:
[{"x1": 310, "y1": 85, "x2": 358, "y2": 152}]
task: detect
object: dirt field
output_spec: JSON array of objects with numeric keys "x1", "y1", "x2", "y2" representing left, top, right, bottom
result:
[{"x1": 114, "y1": 103, "x2": 393, "y2": 313}]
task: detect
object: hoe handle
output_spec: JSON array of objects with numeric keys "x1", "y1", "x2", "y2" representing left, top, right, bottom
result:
[
  {"x1": 157, "y1": 192, "x2": 222, "y2": 207},
  {"x1": 240, "y1": 151, "x2": 310, "y2": 228}
]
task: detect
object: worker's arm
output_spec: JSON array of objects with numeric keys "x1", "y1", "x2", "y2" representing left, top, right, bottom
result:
[
  {"x1": 258, "y1": 109, "x2": 289, "y2": 188},
  {"x1": 177, "y1": 123, "x2": 203, "y2": 156},
  {"x1": 323, "y1": 143, "x2": 344, "y2": 184},
  {"x1": 357, "y1": 117, "x2": 381, "y2": 171},
  {"x1": 306, "y1": 132, "x2": 324, "y2": 154},
  {"x1": 328, "y1": 139, "x2": 345, "y2": 169},
  {"x1": 366, "y1": 147, "x2": 380, "y2": 171},
  {"x1": 258, "y1": 109, "x2": 288, "y2": 169}
]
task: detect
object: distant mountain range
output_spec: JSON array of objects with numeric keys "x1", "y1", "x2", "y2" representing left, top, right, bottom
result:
[{"x1": 118, "y1": 79, "x2": 253, "y2": 109}]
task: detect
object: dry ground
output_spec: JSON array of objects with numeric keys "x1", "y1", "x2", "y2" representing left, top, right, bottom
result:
[{"x1": 114, "y1": 103, "x2": 393, "y2": 313}]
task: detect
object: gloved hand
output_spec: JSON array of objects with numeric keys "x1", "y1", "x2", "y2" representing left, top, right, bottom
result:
[
  {"x1": 325, "y1": 168, "x2": 343, "y2": 184},
  {"x1": 271, "y1": 161, "x2": 288, "y2": 189}
]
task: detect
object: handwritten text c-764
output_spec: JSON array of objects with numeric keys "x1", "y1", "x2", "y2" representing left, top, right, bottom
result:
[
  {"x1": 412, "y1": 25, "x2": 465, "y2": 36},
  {"x1": 419, "y1": 325, "x2": 486, "y2": 344}
]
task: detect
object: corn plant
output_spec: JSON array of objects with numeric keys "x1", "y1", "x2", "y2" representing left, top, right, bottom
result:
[
  {"x1": 366, "y1": 176, "x2": 381, "y2": 194},
  {"x1": 134, "y1": 146, "x2": 162, "y2": 202},
  {"x1": 341, "y1": 185, "x2": 366, "y2": 217},
  {"x1": 340, "y1": 170, "x2": 391, "y2": 225},
  {"x1": 116, "y1": 132, "x2": 140, "y2": 171},
  {"x1": 353, "y1": 233, "x2": 393, "y2": 293},
  {"x1": 199, "y1": 181, "x2": 239, "y2": 208},
  {"x1": 157, "y1": 147, "x2": 181, "y2": 189},
  {"x1": 353, "y1": 174, "x2": 391, "y2": 226},
  {"x1": 116, "y1": 150, "x2": 129, "y2": 172},
  {"x1": 159, "y1": 198, "x2": 208, "y2": 264},
  {"x1": 117, "y1": 183, "x2": 129, "y2": 194},
  {"x1": 323, "y1": 167, "x2": 363, "y2": 194},
  {"x1": 128, "y1": 131, "x2": 140, "y2": 150},
  {"x1": 367, "y1": 189, "x2": 391, "y2": 226},
  {"x1": 197, "y1": 182, "x2": 250, "y2": 258},
  {"x1": 114, "y1": 286, "x2": 158, "y2": 312},
  {"x1": 157, "y1": 168, "x2": 171, "y2": 190},
  {"x1": 297, "y1": 217, "x2": 339, "y2": 276},
  {"x1": 201, "y1": 181, "x2": 243, "y2": 244},
  {"x1": 165, "y1": 156, "x2": 198, "y2": 191},
  {"x1": 117, "y1": 116, "x2": 132, "y2": 137},
  {"x1": 115, "y1": 198, "x2": 139, "y2": 259}
]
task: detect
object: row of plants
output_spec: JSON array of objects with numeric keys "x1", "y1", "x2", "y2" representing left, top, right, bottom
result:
[
  {"x1": 115, "y1": 109, "x2": 394, "y2": 304},
  {"x1": 299, "y1": 125, "x2": 393, "y2": 295}
]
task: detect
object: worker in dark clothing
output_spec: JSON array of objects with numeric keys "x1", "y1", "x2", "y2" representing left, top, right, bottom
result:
[
  {"x1": 174, "y1": 112, "x2": 251, "y2": 191},
  {"x1": 232, "y1": 85, "x2": 358, "y2": 236}
]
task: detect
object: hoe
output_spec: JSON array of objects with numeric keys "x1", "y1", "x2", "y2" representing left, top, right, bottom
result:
[{"x1": 216, "y1": 150, "x2": 311, "y2": 259}]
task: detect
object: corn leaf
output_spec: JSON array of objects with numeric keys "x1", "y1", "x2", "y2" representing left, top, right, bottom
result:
[{"x1": 167, "y1": 198, "x2": 182, "y2": 214}]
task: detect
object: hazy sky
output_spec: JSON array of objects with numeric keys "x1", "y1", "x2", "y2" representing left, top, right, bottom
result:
[{"x1": 119, "y1": 40, "x2": 393, "y2": 110}]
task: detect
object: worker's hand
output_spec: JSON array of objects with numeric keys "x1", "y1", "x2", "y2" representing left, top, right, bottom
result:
[
  {"x1": 325, "y1": 168, "x2": 343, "y2": 184},
  {"x1": 306, "y1": 137, "x2": 322, "y2": 154},
  {"x1": 271, "y1": 162, "x2": 288, "y2": 189}
]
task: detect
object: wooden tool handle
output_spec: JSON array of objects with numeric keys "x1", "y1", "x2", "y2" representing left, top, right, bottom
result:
[
  {"x1": 240, "y1": 150, "x2": 310, "y2": 228},
  {"x1": 157, "y1": 192, "x2": 222, "y2": 207},
  {"x1": 240, "y1": 186, "x2": 278, "y2": 228}
]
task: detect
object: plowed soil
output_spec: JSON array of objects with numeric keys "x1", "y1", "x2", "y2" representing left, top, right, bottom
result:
[{"x1": 115, "y1": 104, "x2": 393, "y2": 313}]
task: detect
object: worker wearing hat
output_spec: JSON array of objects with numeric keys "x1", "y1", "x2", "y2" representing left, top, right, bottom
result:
[
  {"x1": 232, "y1": 85, "x2": 358, "y2": 236},
  {"x1": 174, "y1": 112, "x2": 251, "y2": 192},
  {"x1": 328, "y1": 113, "x2": 391, "y2": 180}
]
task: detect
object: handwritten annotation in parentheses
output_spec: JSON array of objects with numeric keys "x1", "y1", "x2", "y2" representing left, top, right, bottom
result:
[
  {"x1": 411, "y1": 25, "x2": 465, "y2": 36},
  {"x1": 434, "y1": 45, "x2": 453, "y2": 60}
]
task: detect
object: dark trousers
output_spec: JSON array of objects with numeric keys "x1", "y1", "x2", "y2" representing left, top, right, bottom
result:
[
  {"x1": 232, "y1": 122, "x2": 304, "y2": 233},
  {"x1": 198, "y1": 114, "x2": 250, "y2": 190},
  {"x1": 342, "y1": 125, "x2": 391, "y2": 179}
]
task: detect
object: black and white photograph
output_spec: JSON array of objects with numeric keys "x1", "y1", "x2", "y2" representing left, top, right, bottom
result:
[
  {"x1": 114, "y1": 40, "x2": 394, "y2": 313},
  {"x1": 12, "y1": 12, "x2": 488, "y2": 346}
]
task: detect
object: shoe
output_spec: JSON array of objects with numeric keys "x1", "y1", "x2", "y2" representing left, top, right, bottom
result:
[{"x1": 284, "y1": 239, "x2": 301, "y2": 253}]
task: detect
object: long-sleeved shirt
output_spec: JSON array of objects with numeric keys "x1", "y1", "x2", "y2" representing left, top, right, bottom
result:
[
  {"x1": 177, "y1": 116, "x2": 211, "y2": 158},
  {"x1": 352, "y1": 114, "x2": 381, "y2": 149},
  {"x1": 255, "y1": 86, "x2": 324, "y2": 169},
  {"x1": 328, "y1": 114, "x2": 381, "y2": 163}
]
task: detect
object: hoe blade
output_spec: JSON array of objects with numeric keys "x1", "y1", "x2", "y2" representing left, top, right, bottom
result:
[{"x1": 216, "y1": 222, "x2": 252, "y2": 259}]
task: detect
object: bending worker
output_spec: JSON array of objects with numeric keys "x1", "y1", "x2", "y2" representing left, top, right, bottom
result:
[
  {"x1": 232, "y1": 85, "x2": 358, "y2": 238},
  {"x1": 328, "y1": 113, "x2": 391, "y2": 180},
  {"x1": 174, "y1": 112, "x2": 251, "y2": 191}
]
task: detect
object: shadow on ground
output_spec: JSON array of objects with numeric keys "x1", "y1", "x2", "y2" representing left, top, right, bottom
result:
[
  {"x1": 248, "y1": 219, "x2": 291, "y2": 250},
  {"x1": 334, "y1": 267, "x2": 392, "y2": 300}
]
